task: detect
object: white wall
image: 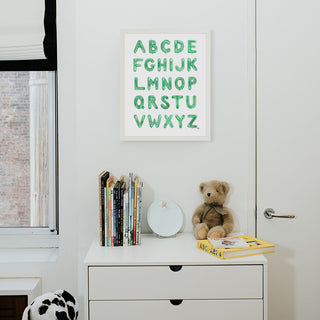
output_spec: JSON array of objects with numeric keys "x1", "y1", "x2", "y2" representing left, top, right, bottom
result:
[
  {"x1": 75, "y1": 0, "x2": 255, "y2": 313},
  {"x1": 75, "y1": 0, "x2": 255, "y2": 235},
  {"x1": 0, "y1": 0, "x2": 255, "y2": 318}
]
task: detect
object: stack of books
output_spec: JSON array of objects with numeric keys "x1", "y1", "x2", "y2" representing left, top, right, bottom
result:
[{"x1": 99, "y1": 171, "x2": 143, "y2": 247}]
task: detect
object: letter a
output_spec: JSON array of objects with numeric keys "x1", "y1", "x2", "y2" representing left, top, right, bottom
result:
[{"x1": 134, "y1": 40, "x2": 146, "y2": 54}]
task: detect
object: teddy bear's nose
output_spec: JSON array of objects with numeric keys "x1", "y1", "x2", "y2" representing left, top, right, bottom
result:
[{"x1": 207, "y1": 193, "x2": 211, "y2": 197}]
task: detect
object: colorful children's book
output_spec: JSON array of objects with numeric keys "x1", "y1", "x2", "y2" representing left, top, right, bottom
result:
[
  {"x1": 113, "y1": 180, "x2": 120, "y2": 246},
  {"x1": 209, "y1": 237, "x2": 250, "y2": 248},
  {"x1": 119, "y1": 179, "x2": 125, "y2": 246},
  {"x1": 137, "y1": 181, "x2": 144, "y2": 245},
  {"x1": 98, "y1": 171, "x2": 109, "y2": 246},
  {"x1": 110, "y1": 181, "x2": 115, "y2": 246},
  {"x1": 133, "y1": 176, "x2": 138, "y2": 245},
  {"x1": 106, "y1": 176, "x2": 115, "y2": 246},
  {"x1": 136, "y1": 181, "x2": 142, "y2": 245},
  {"x1": 104, "y1": 186, "x2": 108, "y2": 245},
  {"x1": 129, "y1": 173, "x2": 134, "y2": 245},
  {"x1": 197, "y1": 235, "x2": 275, "y2": 259},
  {"x1": 123, "y1": 190, "x2": 129, "y2": 246}
]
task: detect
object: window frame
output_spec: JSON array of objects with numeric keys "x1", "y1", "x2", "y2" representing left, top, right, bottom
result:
[{"x1": 0, "y1": 71, "x2": 59, "y2": 248}]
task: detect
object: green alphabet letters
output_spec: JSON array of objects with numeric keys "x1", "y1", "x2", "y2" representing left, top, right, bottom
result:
[{"x1": 131, "y1": 37, "x2": 201, "y2": 130}]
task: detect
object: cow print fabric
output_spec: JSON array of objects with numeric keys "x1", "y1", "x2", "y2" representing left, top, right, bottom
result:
[{"x1": 22, "y1": 290, "x2": 79, "y2": 320}]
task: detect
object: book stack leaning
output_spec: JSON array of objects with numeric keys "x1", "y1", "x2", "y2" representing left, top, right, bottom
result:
[{"x1": 99, "y1": 171, "x2": 143, "y2": 246}]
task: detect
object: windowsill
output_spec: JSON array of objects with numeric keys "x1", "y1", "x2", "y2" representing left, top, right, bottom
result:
[
  {"x1": 0, "y1": 232, "x2": 59, "y2": 250},
  {"x1": 0, "y1": 247, "x2": 59, "y2": 263}
]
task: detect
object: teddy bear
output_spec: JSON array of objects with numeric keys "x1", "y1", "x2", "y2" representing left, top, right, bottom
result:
[{"x1": 192, "y1": 180, "x2": 234, "y2": 239}]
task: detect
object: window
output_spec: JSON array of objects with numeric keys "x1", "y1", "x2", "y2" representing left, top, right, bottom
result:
[
  {"x1": 0, "y1": 0, "x2": 57, "y2": 248},
  {"x1": 0, "y1": 71, "x2": 58, "y2": 247}
]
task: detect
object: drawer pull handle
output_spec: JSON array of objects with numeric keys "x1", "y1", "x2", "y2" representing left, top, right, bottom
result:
[
  {"x1": 170, "y1": 299, "x2": 183, "y2": 306},
  {"x1": 169, "y1": 265, "x2": 182, "y2": 272}
]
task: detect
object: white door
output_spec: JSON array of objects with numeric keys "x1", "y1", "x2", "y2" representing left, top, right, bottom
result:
[{"x1": 257, "y1": 1, "x2": 320, "y2": 319}]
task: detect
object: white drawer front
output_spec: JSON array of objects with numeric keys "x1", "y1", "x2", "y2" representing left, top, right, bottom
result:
[
  {"x1": 90, "y1": 300, "x2": 263, "y2": 320},
  {"x1": 89, "y1": 265, "x2": 262, "y2": 300}
]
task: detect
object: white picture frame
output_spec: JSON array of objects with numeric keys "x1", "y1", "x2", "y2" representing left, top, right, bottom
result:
[{"x1": 120, "y1": 29, "x2": 211, "y2": 141}]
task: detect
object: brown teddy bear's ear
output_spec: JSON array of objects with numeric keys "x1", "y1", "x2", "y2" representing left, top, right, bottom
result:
[
  {"x1": 220, "y1": 182, "x2": 230, "y2": 194},
  {"x1": 199, "y1": 183, "x2": 205, "y2": 194}
]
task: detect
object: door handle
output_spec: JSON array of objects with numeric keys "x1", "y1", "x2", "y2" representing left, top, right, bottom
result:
[
  {"x1": 264, "y1": 208, "x2": 295, "y2": 219},
  {"x1": 169, "y1": 265, "x2": 182, "y2": 272}
]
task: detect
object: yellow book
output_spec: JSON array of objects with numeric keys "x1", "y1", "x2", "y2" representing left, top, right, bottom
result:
[{"x1": 197, "y1": 235, "x2": 275, "y2": 259}]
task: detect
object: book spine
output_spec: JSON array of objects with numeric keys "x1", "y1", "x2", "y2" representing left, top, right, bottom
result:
[
  {"x1": 123, "y1": 191, "x2": 128, "y2": 247},
  {"x1": 127, "y1": 175, "x2": 130, "y2": 246},
  {"x1": 125, "y1": 191, "x2": 129, "y2": 246},
  {"x1": 130, "y1": 176, "x2": 134, "y2": 245},
  {"x1": 111, "y1": 187, "x2": 114, "y2": 246},
  {"x1": 128, "y1": 173, "x2": 133, "y2": 246},
  {"x1": 137, "y1": 182, "x2": 143, "y2": 245},
  {"x1": 119, "y1": 185, "x2": 124, "y2": 246},
  {"x1": 136, "y1": 183, "x2": 140, "y2": 245},
  {"x1": 98, "y1": 172, "x2": 104, "y2": 246},
  {"x1": 99, "y1": 171, "x2": 109, "y2": 246},
  {"x1": 108, "y1": 185, "x2": 112, "y2": 247},
  {"x1": 104, "y1": 186, "x2": 108, "y2": 246},
  {"x1": 113, "y1": 185, "x2": 119, "y2": 246},
  {"x1": 133, "y1": 179, "x2": 138, "y2": 245}
]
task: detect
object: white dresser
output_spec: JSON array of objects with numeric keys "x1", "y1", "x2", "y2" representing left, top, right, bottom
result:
[{"x1": 84, "y1": 233, "x2": 268, "y2": 320}]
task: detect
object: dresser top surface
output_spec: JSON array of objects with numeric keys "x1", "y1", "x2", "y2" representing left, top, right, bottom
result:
[{"x1": 84, "y1": 233, "x2": 268, "y2": 266}]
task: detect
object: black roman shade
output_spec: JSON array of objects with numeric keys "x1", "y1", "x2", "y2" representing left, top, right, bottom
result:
[{"x1": 0, "y1": 0, "x2": 57, "y2": 71}]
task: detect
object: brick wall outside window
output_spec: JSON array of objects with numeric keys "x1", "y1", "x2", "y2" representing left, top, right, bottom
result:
[{"x1": 0, "y1": 72, "x2": 31, "y2": 226}]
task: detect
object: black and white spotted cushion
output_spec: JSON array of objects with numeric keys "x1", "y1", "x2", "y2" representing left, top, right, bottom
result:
[{"x1": 22, "y1": 290, "x2": 79, "y2": 320}]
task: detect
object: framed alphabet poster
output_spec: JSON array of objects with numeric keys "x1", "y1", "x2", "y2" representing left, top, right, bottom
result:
[{"x1": 120, "y1": 30, "x2": 211, "y2": 141}]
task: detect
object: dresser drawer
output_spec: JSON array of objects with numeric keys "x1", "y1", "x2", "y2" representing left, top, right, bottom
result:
[
  {"x1": 89, "y1": 265, "x2": 262, "y2": 300},
  {"x1": 90, "y1": 300, "x2": 263, "y2": 320}
]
